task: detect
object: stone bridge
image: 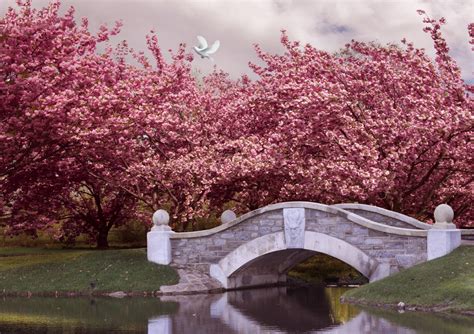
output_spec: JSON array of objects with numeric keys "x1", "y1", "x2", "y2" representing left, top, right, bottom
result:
[{"x1": 148, "y1": 202, "x2": 467, "y2": 289}]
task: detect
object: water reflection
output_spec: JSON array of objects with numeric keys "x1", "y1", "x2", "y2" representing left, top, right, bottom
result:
[{"x1": 0, "y1": 287, "x2": 473, "y2": 333}]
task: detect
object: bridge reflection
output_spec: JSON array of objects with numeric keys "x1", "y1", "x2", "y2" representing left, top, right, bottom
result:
[{"x1": 152, "y1": 287, "x2": 409, "y2": 334}]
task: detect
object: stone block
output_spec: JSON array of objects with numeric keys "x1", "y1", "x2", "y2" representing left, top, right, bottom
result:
[
  {"x1": 244, "y1": 224, "x2": 259, "y2": 231},
  {"x1": 224, "y1": 241, "x2": 244, "y2": 250},
  {"x1": 259, "y1": 227, "x2": 272, "y2": 234},
  {"x1": 352, "y1": 227, "x2": 368, "y2": 236},
  {"x1": 284, "y1": 208, "x2": 305, "y2": 249},
  {"x1": 259, "y1": 220, "x2": 276, "y2": 226},
  {"x1": 213, "y1": 239, "x2": 226, "y2": 246},
  {"x1": 200, "y1": 256, "x2": 222, "y2": 263},
  {"x1": 364, "y1": 238, "x2": 384, "y2": 245},
  {"x1": 172, "y1": 258, "x2": 187, "y2": 265},
  {"x1": 395, "y1": 254, "x2": 417, "y2": 268},
  {"x1": 344, "y1": 236, "x2": 361, "y2": 245},
  {"x1": 427, "y1": 229, "x2": 461, "y2": 260},
  {"x1": 147, "y1": 230, "x2": 173, "y2": 265},
  {"x1": 368, "y1": 229, "x2": 387, "y2": 237},
  {"x1": 386, "y1": 241, "x2": 404, "y2": 249},
  {"x1": 264, "y1": 212, "x2": 283, "y2": 219},
  {"x1": 369, "y1": 262, "x2": 391, "y2": 282}
]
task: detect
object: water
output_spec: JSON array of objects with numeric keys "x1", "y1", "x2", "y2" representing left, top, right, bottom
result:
[{"x1": 0, "y1": 287, "x2": 473, "y2": 333}]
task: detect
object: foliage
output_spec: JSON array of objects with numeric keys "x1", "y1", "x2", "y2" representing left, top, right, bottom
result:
[
  {"x1": 1, "y1": 0, "x2": 472, "y2": 247},
  {"x1": 0, "y1": 0, "x2": 140, "y2": 247},
  {"x1": 175, "y1": 14, "x2": 473, "y2": 226}
]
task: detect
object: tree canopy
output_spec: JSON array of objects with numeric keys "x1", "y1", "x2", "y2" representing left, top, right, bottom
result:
[{"x1": 1, "y1": 1, "x2": 472, "y2": 247}]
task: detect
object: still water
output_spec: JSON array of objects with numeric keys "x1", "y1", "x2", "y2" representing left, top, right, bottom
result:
[{"x1": 0, "y1": 287, "x2": 473, "y2": 334}]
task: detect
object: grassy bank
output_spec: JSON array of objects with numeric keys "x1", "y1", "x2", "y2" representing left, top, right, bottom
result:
[
  {"x1": 343, "y1": 246, "x2": 474, "y2": 314},
  {"x1": 0, "y1": 247, "x2": 179, "y2": 295}
]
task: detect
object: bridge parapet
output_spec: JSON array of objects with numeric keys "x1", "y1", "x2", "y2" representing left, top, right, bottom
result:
[
  {"x1": 169, "y1": 202, "x2": 428, "y2": 239},
  {"x1": 332, "y1": 203, "x2": 432, "y2": 229}
]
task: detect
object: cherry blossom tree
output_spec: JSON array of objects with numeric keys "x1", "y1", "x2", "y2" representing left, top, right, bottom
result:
[
  {"x1": 1, "y1": 0, "x2": 472, "y2": 248},
  {"x1": 178, "y1": 13, "x2": 473, "y2": 227},
  {"x1": 0, "y1": 1, "x2": 141, "y2": 247},
  {"x1": 1, "y1": 1, "x2": 205, "y2": 241}
]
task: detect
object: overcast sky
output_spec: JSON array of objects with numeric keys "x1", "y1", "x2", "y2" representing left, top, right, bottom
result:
[{"x1": 2, "y1": 0, "x2": 473, "y2": 81}]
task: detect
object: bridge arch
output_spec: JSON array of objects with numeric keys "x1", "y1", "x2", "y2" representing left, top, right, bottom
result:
[{"x1": 210, "y1": 231, "x2": 386, "y2": 289}]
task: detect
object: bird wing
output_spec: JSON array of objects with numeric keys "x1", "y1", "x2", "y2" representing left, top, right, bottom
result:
[
  {"x1": 193, "y1": 46, "x2": 207, "y2": 58},
  {"x1": 206, "y1": 40, "x2": 220, "y2": 54},
  {"x1": 196, "y1": 35, "x2": 208, "y2": 50}
]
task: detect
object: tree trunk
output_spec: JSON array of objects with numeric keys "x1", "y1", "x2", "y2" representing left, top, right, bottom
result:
[{"x1": 96, "y1": 228, "x2": 109, "y2": 249}]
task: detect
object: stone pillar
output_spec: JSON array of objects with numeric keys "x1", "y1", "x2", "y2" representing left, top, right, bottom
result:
[
  {"x1": 147, "y1": 209, "x2": 174, "y2": 265},
  {"x1": 427, "y1": 204, "x2": 461, "y2": 260}
]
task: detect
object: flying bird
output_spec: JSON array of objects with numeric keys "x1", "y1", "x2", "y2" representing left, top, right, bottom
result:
[{"x1": 193, "y1": 35, "x2": 220, "y2": 60}]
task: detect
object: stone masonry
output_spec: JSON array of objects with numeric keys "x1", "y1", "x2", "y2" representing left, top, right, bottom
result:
[
  {"x1": 168, "y1": 203, "x2": 427, "y2": 287},
  {"x1": 147, "y1": 202, "x2": 462, "y2": 290}
]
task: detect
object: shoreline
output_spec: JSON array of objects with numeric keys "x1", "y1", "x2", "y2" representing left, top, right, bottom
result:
[
  {"x1": 0, "y1": 278, "x2": 364, "y2": 299},
  {"x1": 0, "y1": 281, "x2": 354, "y2": 299},
  {"x1": 340, "y1": 246, "x2": 474, "y2": 317},
  {"x1": 0, "y1": 287, "x2": 226, "y2": 298},
  {"x1": 341, "y1": 296, "x2": 474, "y2": 317},
  {"x1": 3, "y1": 282, "x2": 473, "y2": 318}
]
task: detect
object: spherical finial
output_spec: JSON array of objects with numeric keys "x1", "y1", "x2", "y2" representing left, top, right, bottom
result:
[
  {"x1": 153, "y1": 209, "x2": 170, "y2": 226},
  {"x1": 434, "y1": 204, "x2": 454, "y2": 224},
  {"x1": 221, "y1": 210, "x2": 237, "y2": 224}
]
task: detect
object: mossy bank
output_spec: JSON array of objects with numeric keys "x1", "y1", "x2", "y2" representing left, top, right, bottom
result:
[
  {"x1": 342, "y1": 246, "x2": 474, "y2": 315},
  {"x1": 0, "y1": 248, "x2": 179, "y2": 296}
]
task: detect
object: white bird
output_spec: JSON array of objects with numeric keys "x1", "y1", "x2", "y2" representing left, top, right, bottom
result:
[{"x1": 193, "y1": 35, "x2": 220, "y2": 60}]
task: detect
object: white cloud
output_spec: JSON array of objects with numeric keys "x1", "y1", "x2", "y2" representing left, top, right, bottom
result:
[{"x1": 1, "y1": 0, "x2": 473, "y2": 80}]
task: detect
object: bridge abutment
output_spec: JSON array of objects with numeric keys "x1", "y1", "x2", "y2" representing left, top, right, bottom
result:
[{"x1": 427, "y1": 204, "x2": 461, "y2": 260}]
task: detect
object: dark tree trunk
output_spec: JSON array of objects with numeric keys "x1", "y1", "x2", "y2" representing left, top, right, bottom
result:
[{"x1": 96, "y1": 228, "x2": 109, "y2": 249}]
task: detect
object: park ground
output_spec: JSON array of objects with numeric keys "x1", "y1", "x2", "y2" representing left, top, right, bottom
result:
[
  {"x1": 342, "y1": 246, "x2": 474, "y2": 315},
  {"x1": 0, "y1": 247, "x2": 178, "y2": 296}
]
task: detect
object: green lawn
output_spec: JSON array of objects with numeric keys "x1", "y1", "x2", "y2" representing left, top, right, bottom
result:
[
  {"x1": 343, "y1": 246, "x2": 474, "y2": 314},
  {"x1": 0, "y1": 248, "x2": 179, "y2": 294}
]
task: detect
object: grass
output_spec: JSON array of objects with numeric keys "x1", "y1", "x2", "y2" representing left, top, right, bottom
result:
[
  {"x1": 0, "y1": 247, "x2": 179, "y2": 294},
  {"x1": 343, "y1": 246, "x2": 474, "y2": 313}
]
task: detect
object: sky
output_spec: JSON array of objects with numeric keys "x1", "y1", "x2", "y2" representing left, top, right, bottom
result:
[{"x1": 2, "y1": 0, "x2": 473, "y2": 81}]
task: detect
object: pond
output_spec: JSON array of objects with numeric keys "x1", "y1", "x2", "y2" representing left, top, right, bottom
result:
[{"x1": 0, "y1": 287, "x2": 473, "y2": 333}]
